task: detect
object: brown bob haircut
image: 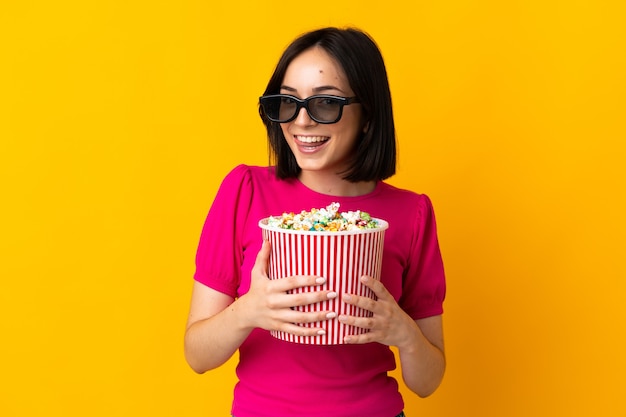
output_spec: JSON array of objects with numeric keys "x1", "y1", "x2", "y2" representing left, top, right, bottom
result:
[{"x1": 259, "y1": 27, "x2": 397, "y2": 182}]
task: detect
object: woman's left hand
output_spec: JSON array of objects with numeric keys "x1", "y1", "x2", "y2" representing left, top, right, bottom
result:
[
  {"x1": 341, "y1": 275, "x2": 446, "y2": 397},
  {"x1": 339, "y1": 275, "x2": 416, "y2": 348}
]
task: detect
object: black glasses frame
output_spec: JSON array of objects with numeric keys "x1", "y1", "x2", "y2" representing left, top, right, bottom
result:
[{"x1": 259, "y1": 94, "x2": 360, "y2": 124}]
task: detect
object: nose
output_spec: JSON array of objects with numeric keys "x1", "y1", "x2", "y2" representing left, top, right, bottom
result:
[{"x1": 293, "y1": 106, "x2": 317, "y2": 126}]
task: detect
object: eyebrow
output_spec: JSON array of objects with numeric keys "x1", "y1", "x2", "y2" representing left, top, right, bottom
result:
[{"x1": 280, "y1": 85, "x2": 347, "y2": 94}]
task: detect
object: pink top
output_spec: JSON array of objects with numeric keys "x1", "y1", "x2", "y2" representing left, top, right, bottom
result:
[{"x1": 194, "y1": 165, "x2": 446, "y2": 417}]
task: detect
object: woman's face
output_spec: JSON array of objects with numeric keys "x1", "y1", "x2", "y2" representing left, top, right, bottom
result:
[{"x1": 279, "y1": 47, "x2": 364, "y2": 179}]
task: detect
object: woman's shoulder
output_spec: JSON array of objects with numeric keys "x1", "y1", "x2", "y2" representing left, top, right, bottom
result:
[
  {"x1": 224, "y1": 164, "x2": 273, "y2": 178},
  {"x1": 377, "y1": 181, "x2": 434, "y2": 207},
  {"x1": 219, "y1": 165, "x2": 300, "y2": 198},
  {"x1": 220, "y1": 164, "x2": 276, "y2": 185}
]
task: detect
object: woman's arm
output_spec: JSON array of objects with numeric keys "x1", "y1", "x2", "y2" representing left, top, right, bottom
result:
[
  {"x1": 184, "y1": 282, "x2": 248, "y2": 373},
  {"x1": 184, "y1": 241, "x2": 338, "y2": 374},
  {"x1": 396, "y1": 315, "x2": 445, "y2": 397}
]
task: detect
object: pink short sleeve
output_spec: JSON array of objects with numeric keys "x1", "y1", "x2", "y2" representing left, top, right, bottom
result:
[
  {"x1": 399, "y1": 195, "x2": 447, "y2": 319},
  {"x1": 193, "y1": 165, "x2": 253, "y2": 297}
]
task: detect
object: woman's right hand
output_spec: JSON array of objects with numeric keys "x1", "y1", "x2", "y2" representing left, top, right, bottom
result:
[
  {"x1": 185, "y1": 240, "x2": 336, "y2": 373},
  {"x1": 239, "y1": 240, "x2": 337, "y2": 337}
]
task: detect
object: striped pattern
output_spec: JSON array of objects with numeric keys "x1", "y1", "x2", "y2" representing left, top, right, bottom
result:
[{"x1": 260, "y1": 220, "x2": 388, "y2": 345}]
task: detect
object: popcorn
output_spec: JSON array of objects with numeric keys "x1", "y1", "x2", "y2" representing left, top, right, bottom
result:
[{"x1": 266, "y1": 203, "x2": 380, "y2": 231}]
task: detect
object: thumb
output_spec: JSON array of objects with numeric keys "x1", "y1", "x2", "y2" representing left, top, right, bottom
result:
[{"x1": 252, "y1": 240, "x2": 271, "y2": 279}]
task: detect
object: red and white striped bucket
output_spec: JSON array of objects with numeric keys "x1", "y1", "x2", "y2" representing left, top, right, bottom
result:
[{"x1": 259, "y1": 218, "x2": 388, "y2": 345}]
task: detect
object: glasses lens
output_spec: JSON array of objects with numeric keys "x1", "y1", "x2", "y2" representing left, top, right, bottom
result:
[
  {"x1": 278, "y1": 96, "x2": 298, "y2": 121},
  {"x1": 261, "y1": 96, "x2": 297, "y2": 122},
  {"x1": 309, "y1": 97, "x2": 343, "y2": 123}
]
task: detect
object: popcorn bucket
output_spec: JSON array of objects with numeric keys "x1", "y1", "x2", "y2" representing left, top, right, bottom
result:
[{"x1": 259, "y1": 218, "x2": 388, "y2": 345}]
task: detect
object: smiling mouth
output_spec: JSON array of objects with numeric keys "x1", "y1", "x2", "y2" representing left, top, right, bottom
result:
[{"x1": 294, "y1": 135, "x2": 329, "y2": 145}]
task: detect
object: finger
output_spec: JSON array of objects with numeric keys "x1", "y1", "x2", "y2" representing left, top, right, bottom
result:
[
  {"x1": 278, "y1": 288, "x2": 338, "y2": 308},
  {"x1": 280, "y1": 323, "x2": 328, "y2": 337},
  {"x1": 283, "y1": 310, "x2": 338, "y2": 324},
  {"x1": 252, "y1": 240, "x2": 271, "y2": 278},
  {"x1": 341, "y1": 293, "x2": 377, "y2": 312},
  {"x1": 337, "y1": 314, "x2": 378, "y2": 344},
  {"x1": 338, "y1": 313, "x2": 375, "y2": 330},
  {"x1": 343, "y1": 332, "x2": 376, "y2": 344},
  {"x1": 272, "y1": 275, "x2": 327, "y2": 292},
  {"x1": 257, "y1": 240, "x2": 271, "y2": 266},
  {"x1": 358, "y1": 275, "x2": 390, "y2": 299},
  {"x1": 337, "y1": 315, "x2": 378, "y2": 344}
]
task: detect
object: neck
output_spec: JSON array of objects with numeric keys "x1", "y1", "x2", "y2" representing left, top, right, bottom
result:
[{"x1": 298, "y1": 171, "x2": 376, "y2": 197}]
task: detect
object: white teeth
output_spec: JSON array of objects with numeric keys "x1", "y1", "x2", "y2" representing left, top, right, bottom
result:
[{"x1": 295, "y1": 135, "x2": 328, "y2": 143}]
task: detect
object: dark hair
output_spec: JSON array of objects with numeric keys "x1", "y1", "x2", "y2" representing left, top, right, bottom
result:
[{"x1": 259, "y1": 27, "x2": 396, "y2": 182}]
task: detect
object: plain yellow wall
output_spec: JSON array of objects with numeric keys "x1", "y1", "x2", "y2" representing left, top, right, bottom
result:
[{"x1": 1, "y1": 1, "x2": 625, "y2": 416}]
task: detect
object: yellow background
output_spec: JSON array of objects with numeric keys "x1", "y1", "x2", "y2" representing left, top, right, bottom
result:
[{"x1": 2, "y1": 1, "x2": 625, "y2": 415}]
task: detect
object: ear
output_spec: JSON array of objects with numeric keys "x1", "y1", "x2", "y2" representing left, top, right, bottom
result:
[{"x1": 362, "y1": 120, "x2": 370, "y2": 134}]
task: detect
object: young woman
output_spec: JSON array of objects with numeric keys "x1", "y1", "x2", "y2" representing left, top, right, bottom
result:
[{"x1": 185, "y1": 27, "x2": 446, "y2": 417}]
